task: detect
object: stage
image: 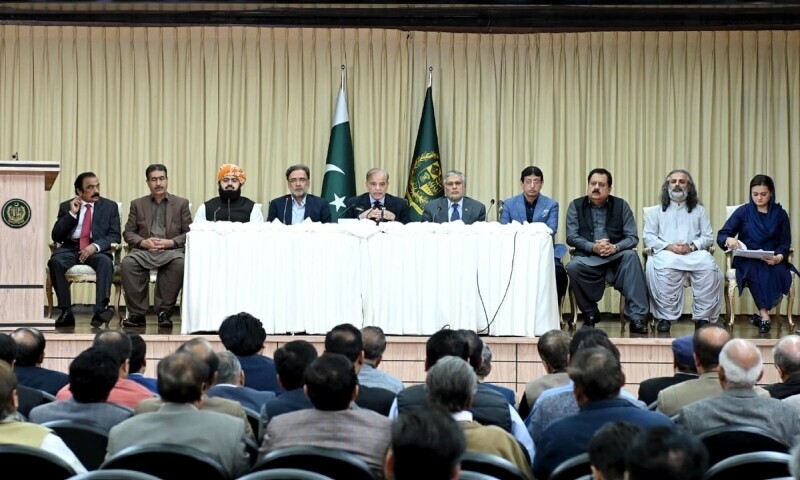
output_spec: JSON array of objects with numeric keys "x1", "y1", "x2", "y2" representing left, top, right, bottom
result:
[{"x1": 4, "y1": 311, "x2": 791, "y2": 402}]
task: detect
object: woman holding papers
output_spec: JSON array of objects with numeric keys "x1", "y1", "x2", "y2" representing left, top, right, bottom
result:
[{"x1": 717, "y1": 174, "x2": 798, "y2": 333}]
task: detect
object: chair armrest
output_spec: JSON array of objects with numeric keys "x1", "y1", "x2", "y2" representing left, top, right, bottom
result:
[
  {"x1": 724, "y1": 249, "x2": 733, "y2": 271},
  {"x1": 789, "y1": 247, "x2": 794, "y2": 263}
]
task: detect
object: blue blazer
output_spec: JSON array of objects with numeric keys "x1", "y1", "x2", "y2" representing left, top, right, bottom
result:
[
  {"x1": 267, "y1": 194, "x2": 332, "y2": 224},
  {"x1": 207, "y1": 384, "x2": 276, "y2": 413},
  {"x1": 237, "y1": 354, "x2": 281, "y2": 394},
  {"x1": 14, "y1": 365, "x2": 69, "y2": 396},
  {"x1": 500, "y1": 193, "x2": 559, "y2": 235}
]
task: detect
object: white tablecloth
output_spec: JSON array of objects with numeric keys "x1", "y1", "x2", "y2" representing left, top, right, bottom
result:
[{"x1": 181, "y1": 220, "x2": 559, "y2": 337}]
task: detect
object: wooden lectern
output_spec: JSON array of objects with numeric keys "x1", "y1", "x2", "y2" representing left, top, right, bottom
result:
[{"x1": 0, "y1": 161, "x2": 60, "y2": 324}]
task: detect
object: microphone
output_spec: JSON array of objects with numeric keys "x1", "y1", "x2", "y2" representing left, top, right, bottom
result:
[
  {"x1": 337, "y1": 201, "x2": 364, "y2": 220},
  {"x1": 487, "y1": 199, "x2": 495, "y2": 221},
  {"x1": 227, "y1": 198, "x2": 231, "y2": 221},
  {"x1": 497, "y1": 199, "x2": 505, "y2": 221},
  {"x1": 283, "y1": 195, "x2": 290, "y2": 224},
  {"x1": 432, "y1": 205, "x2": 443, "y2": 223},
  {"x1": 212, "y1": 206, "x2": 221, "y2": 222}
]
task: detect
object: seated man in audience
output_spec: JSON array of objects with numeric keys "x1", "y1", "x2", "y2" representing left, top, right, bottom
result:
[
  {"x1": 55, "y1": 330, "x2": 154, "y2": 409},
  {"x1": 532, "y1": 347, "x2": 672, "y2": 480},
  {"x1": 643, "y1": 169, "x2": 721, "y2": 333},
  {"x1": 48, "y1": 171, "x2": 120, "y2": 328},
  {"x1": 765, "y1": 334, "x2": 800, "y2": 399},
  {"x1": 626, "y1": 426, "x2": 708, "y2": 480},
  {"x1": 342, "y1": 168, "x2": 410, "y2": 223},
  {"x1": 0, "y1": 361, "x2": 87, "y2": 474},
  {"x1": 208, "y1": 350, "x2": 276, "y2": 412},
  {"x1": 0, "y1": 333, "x2": 47, "y2": 419},
  {"x1": 29, "y1": 346, "x2": 132, "y2": 432},
  {"x1": 421, "y1": 170, "x2": 486, "y2": 224},
  {"x1": 325, "y1": 323, "x2": 396, "y2": 415},
  {"x1": 500, "y1": 166, "x2": 568, "y2": 302},
  {"x1": 261, "y1": 353, "x2": 392, "y2": 479},
  {"x1": 260, "y1": 340, "x2": 318, "y2": 432},
  {"x1": 588, "y1": 422, "x2": 644, "y2": 480},
  {"x1": 121, "y1": 163, "x2": 192, "y2": 328},
  {"x1": 218, "y1": 312, "x2": 280, "y2": 393},
  {"x1": 136, "y1": 338, "x2": 255, "y2": 440},
  {"x1": 107, "y1": 351, "x2": 250, "y2": 479},
  {"x1": 519, "y1": 329, "x2": 570, "y2": 419},
  {"x1": 677, "y1": 338, "x2": 800, "y2": 444},
  {"x1": 476, "y1": 342, "x2": 515, "y2": 406},
  {"x1": 126, "y1": 333, "x2": 158, "y2": 394},
  {"x1": 565, "y1": 168, "x2": 649, "y2": 333},
  {"x1": 385, "y1": 407, "x2": 465, "y2": 480},
  {"x1": 267, "y1": 164, "x2": 331, "y2": 224},
  {"x1": 193, "y1": 163, "x2": 263, "y2": 222},
  {"x1": 427, "y1": 356, "x2": 533, "y2": 478},
  {"x1": 638, "y1": 335, "x2": 697, "y2": 406},
  {"x1": 359, "y1": 326, "x2": 404, "y2": 394},
  {"x1": 11, "y1": 327, "x2": 69, "y2": 396}
]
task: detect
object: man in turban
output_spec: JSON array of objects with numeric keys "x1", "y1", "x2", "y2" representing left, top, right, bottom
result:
[{"x1": 193, "y1": 164, "x2": 264, "y2": 223}]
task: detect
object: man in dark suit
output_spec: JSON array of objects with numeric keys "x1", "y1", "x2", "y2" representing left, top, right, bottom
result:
[
  {"x1": 208, "y1": 351, "x2": 276, "y2": 413},
  {"x1": 267, "y1": 164, "x2": 332, "y2": 224},
  {"x1": 422, "y1": 170, "x2": 486, "y2": 224},
  {"x1": 121, "y1": 164, "x2": 192, "y2": 328},
  {"x1": 48, "y1": 171, "x2": 121, "y2": 328},
  {"x1": 10, "y1": 327, "x2": 69, "y2": 396},
  {"x1": 260, "y1": 340, "x2": 318, "y2": 435},
  {"x1": 0, "y1": 333, "x2": 47, "y2": 419},
  {"x1": 341, "y1": 168, "x2": 410, "y2": 223},
  {"x1": 765, "y1": 334, "x2": 800, "y2": 399},
  {"x1": 638, "y1": 335, "x2": 698, "y2": 406}
]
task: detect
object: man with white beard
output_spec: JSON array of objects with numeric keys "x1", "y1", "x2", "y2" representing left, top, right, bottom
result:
[{"x1": 643, "y1": 169, "x2": 722, "y2": 333}]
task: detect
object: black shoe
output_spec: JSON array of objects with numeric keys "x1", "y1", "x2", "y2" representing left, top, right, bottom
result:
[
  {"x1": 90, "y1": 307, "x2": 115, "y2": 328},
  {"x1": 54, "y1": 310, "x2": 75, "y2": 328},
  {"x1": 657, "y1": 319, "x2": 671, "y2": 333},
  {"x1": 157, "y1": 311, "x2": 173, "y2": 328},
  {"x1": 122, "y1": 314, "x2": 147, "y2": 328},
  {"x1": 695, "y1": 319, "x2": 710, "y2": 330},
  {"x1": 750, "y1": 313, "x2": 763, "y2": 327},
  {"x1": 583, "y1": 312, "x2": 600, "y2": 328},
  {"x1": 759, "y1": 320, "x2": 771, "y2": 334},
  {"x1": 630, "y1": 319, "x2": 648, "y2": 334}
]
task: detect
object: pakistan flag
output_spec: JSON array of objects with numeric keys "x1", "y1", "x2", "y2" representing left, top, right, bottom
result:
[
  {"x1": 405, "y1": 83, "x2": 443, "y2": 222},
  {"x1": 321, "y1": 84, "x2": 356, "y2": 222}
]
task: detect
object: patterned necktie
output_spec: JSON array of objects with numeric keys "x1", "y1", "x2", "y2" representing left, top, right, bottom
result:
[
  {"x1": 451, "y1": 204, "x2": 460, "y2": 221},
  {"x1": 79, "y1": 204, "x2": 93, "y2": 250}
]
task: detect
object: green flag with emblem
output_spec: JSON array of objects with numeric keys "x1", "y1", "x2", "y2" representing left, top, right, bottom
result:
[
  {"x1": 405, "y1": 72, "x2": 443, "y2": 222},
  {"x1": 321, "y1": 69, "x2": 356, "y2": 222}
]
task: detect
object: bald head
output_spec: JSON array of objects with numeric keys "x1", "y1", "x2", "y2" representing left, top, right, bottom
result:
[
  {"x1": 774, "y1": 335, "x2": 800, "y2": 380},
  {"x1": 693, "y1": 324, "x2": 733, "y2": 373},
  {"x1": 718, "y1": 339, "x2": 763, "y2": 389}
]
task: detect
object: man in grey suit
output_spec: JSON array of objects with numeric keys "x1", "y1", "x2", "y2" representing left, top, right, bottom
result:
[
  {"x1": 107, "y1": 351, "x2": 251, "y2": 479},
  {"x1": 208, "y1": 351, "x2": 276, "y2": 413},
  {"x1": 677, "y1": 339, "x2": 800, "y2": 445},
  {"x1": 422, "y1": 170, "x2": 486, "y2": 225}
]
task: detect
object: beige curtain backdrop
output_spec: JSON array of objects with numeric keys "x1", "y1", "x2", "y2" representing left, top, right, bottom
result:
[{"x1": 1, "y1": 26, "x2": 797, "y2": 315}]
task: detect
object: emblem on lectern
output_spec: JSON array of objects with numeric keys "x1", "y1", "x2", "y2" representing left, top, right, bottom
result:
[{"x1": 2, "y1": 198, "x2": 31, "y2": 228}]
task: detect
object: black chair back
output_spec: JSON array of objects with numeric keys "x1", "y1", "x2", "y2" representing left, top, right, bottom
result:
[
  {"x1": 237, "y1": 469, "x2": 334, "y2": 480},
  {"x1": 67, "y1": 469, "x2": 162, "y2": 480},
  {"x1": 698, "y1": 425, "x2": 790, "y2": 467},
  {"x1": 703, "y1": 451, "x2": 791, "y2": 480},
  {"x1": 43, "y1": 420, "x2": 110, "y2": 471},
  {"x1": 252, "y1": 445, "x2": 375, "y2": 480},
  {"x1": 549, "y1": 452, "x2": 591, "y2": 480},
  {"x1": 243, "y1": 407, "x2": 262, "y2": 442},
  {"x1": 458, "y1": 472, "x2": 499, "y2": 480},
  {"x1": 459, "y1": 451, "x2": 528, "y2": 480},
  {"x1": 100, "y1": 443, "x2": 229, "y2": 480},
  {"x1": 0, "y1": 444, "x2": 77, "y2": 479}
]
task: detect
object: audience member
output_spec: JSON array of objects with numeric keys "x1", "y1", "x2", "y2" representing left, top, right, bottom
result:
[
  {"x1": 107, "y1": 351, "x2": 250, "y2": 478},
  {"x1": 766, "y1": 334, "x2": 800, "y2": 399},
  {"x1": 10, "y1": 327, "x2": 69, "y2": 395},
  {"x1": 359, "y1": 326, "x2": 404, "y2": 394},
  {"x1": 55, "y1": 330, "x2": 154, "y2": 409},
  {"x1": 532, "y1": 348, "x2": 672, "y2": 479},
  {"x1": 193, "y1": 163, "x2": 263, "y2": 222},
  {"x1": 0, "y1": 361, "x2": 87, "y2": 473},
  {"x1": 260, "y1": 340, "x2": 318, "y2": 432},
  {"x1": 519, "y1": 329, "x2": 570, "y2": 419},
  {"x1": 677, "y1": 338, "x2": 800, "y2": 444},
  {"x1": 385, "y1": 407, "x2": 465, "y2": 480},
  {"x1": 125, "y1": 333, "x2": 158, "y2": 394},
  {"x1": 626, "y1": 426, "x2": 708, "y2": 480},
  {"x1": 638, "y1": 335, "x2": 697, "y2": 406},
  {"x1": 324, "y1": 323, "x2": 396, "y2": 415},
  {"x1": 588, "y1": 422, "x2": 644, "y2": 480},
  {"x1": 208, "y1": 350, "x2": 276, "y2": 412},
  {"x1": 427, "y1": 356, "x2": 533, "y2": 479},
  {"x1": 260, "y1": 353, "x2": 392, "y2": 479},
  {"x1": 29, "y1": 346, "x2": 132, "y2": 431},
  {"x1": 0, "y1": 333, "x2": 46, "y2": 419},
  {"x1": 475, "y1": 342, "x2": 515, "y2": 406},
  {"x1": 218, "y1": 312, "x2": 280, "y2": 393}
]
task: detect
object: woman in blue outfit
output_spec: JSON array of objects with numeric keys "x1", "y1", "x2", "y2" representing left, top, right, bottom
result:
[{"x1": 717, "y1": 174, "x2": 798, "y2": 333}]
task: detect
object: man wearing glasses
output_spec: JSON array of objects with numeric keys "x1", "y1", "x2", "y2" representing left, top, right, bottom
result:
[{"x1": 422, "y1": 170, "x2": 486, "y2": 225}]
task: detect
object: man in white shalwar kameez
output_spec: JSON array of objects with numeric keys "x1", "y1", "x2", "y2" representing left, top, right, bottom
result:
[{"x1": 644, "y1": 169, "x2": 722, "y2": 333}]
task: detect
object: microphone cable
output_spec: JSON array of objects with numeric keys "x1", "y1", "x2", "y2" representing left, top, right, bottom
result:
[{"x1": 476, "y1": 230, "x2": 518, "y2": 335}]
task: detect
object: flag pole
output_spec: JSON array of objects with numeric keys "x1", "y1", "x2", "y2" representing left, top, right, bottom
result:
[
  {"x1": 341, "y1": 65, "x2": 346, "y2": 94},
  {"x1": 428, "y1": 66, "x2": 432, "y2": 88}
]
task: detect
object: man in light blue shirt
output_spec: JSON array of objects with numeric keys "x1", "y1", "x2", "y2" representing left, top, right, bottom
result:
[{"x1": 358, "y1": 326, "x2": 404, "y2": 394}]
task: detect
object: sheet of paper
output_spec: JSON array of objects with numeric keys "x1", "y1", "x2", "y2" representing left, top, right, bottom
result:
[{"x1": 730, "y1": 249, "x2": 775, "y2": 259}]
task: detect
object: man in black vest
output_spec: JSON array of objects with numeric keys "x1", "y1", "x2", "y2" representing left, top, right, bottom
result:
[
  {"x1": 565, "y1": 168, "x2": 649, "y2": 334},
  {"x1": 193, "y1": 164, "x2": 263, "y2": 223}
]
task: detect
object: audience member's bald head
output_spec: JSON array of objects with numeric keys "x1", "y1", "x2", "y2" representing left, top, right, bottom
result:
[
  {"x1": 10, "y1": 327, "x2": 46, "y2": 366},
  {"x1": 693, "y1": 323, "x2": 732, "y2": 372},
  {"x1": 774, "y1": 334, "x2": 800, "y2": 381},
  {"x1": 718, "y1": 339, "x2": 763, "y2": 389},
  {"x1": 177, "y1": 338, "x2": 219, "y2": 385}
]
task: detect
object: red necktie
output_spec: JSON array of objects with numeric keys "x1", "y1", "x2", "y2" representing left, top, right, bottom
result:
[{"x1": 79, "y1": 204, "x2": 93, "y2": 250}]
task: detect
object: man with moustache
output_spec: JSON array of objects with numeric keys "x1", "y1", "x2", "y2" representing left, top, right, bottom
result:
[
  {"x1": 121, "y1": 164, "x2": 192, "y2": 328},
  {"x1": 48, "y1": 172, "x2": 121, "y2": 328},
  {"x1": 643, "y1": 169, "x2": 721, "y2": 333},
  {"x1": 566, "y1": 168, "x2": 649, "y2": 334},
  {"x1": 267, "y1": 164, "x2": 331, "y2": 224},
  {"x1": 193, "y1": 163, "x2": 263, "y2": 223},
  {"x1": 342, "y1": 168, "x2": 410, "y2": 224},
  {"x1": 422, "y1": 170, "x2": 485, "y2": 224}
]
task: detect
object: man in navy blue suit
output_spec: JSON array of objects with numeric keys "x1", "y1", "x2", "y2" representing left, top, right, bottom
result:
[
  {"x1": 48, "y1": 172, "x2": 121, "y2": 328},
  {"x1": 267, "y1": 164, "x2": 331, "y2": 224},
  {"x1": 342, "y1": 168, "x2": 410, "y2": 224}
]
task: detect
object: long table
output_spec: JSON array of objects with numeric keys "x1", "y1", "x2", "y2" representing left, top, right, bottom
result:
[{"x1": 181, "y1": 220, "x2": 560, "y2": 337}]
